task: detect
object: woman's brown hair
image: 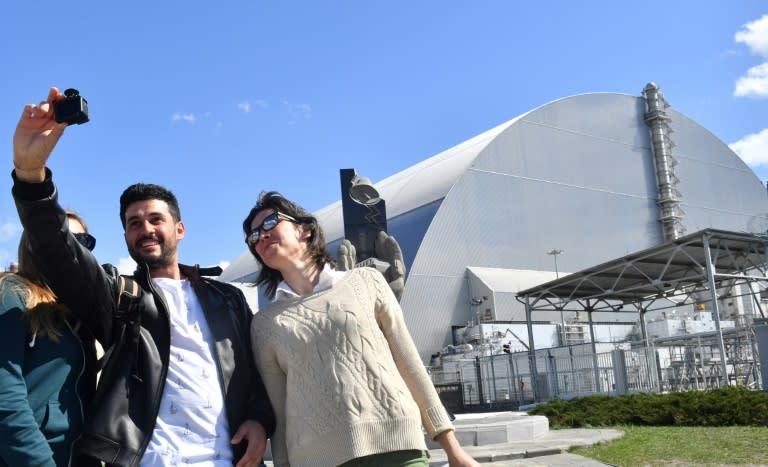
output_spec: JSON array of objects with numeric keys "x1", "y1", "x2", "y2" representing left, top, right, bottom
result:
[
  {"x1": 0, "y1": 211, "x2": 87, "y2": 342},
  {"x1": 242, "y1": 191, "x2": 335, "y2": 299}
]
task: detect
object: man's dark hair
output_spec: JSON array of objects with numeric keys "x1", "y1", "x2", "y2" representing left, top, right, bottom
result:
[
  {"x1": 242, "y1": 191, "x2": 334, "y2": 299},
  {"x1": 119, "y1": 183, "x2": 181, "y2": 228}
]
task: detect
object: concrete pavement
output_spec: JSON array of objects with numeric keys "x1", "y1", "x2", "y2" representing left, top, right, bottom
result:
[{"x1": 426, "y1": 426, "x2": 623, "y2": 466}]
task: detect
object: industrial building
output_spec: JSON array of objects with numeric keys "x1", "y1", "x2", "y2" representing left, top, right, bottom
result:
[{"x1": 222, "y1": 83, "x2": 768, "y2": 371}]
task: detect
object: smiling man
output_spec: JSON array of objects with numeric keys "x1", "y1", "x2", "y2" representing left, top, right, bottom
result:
[
  {"x1": 121, "y1": 189, "x2": 185, "y2": 275},
  {"x1": 11, "y1": 87, "x2": 275, "y2": 467}
]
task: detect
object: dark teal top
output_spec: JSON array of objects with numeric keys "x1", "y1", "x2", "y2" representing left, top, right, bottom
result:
[{"x1": 0, "y1": 278, "x2": 97, "y2": 466}]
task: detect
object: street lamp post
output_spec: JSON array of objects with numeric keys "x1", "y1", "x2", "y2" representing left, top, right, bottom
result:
[
  {"x1": 546, "y1": 249, "x2": 563, "y2": 279},
  {"x1": 547, "y1": 249, "x2": 565, "y2": 345}
]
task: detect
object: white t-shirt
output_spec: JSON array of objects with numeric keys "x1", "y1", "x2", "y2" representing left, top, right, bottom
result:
[{"x1": 140, "y1": 278, "x2": 233, "y2": 466}]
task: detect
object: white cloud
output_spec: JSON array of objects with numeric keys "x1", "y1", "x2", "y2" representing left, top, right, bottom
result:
[
  {"x1": 218, "y1": 260, "x2": 230, "y2": 271},
  {"x1": 0, "y1": 221, "x2": 22, "y2": 242},
  {"x1": 282, "y1": 100, "x2": 312, "y2": 125},
  {"x1": 735, "y1": 14, "x2": 768, "y2": 57},
  {"x1": 734, "y1": 62, "x2": 768, "y2": 97},
  {"x1": 238, "y1": 102, "x2": 252, "y2": 113},
  {"x1": 116, "y1": 257, "x2": 138, "y2": 275},
  {"x1": 171, "y1": 113, "x2": 197, "y2": 123},
  {"x1": 734, "y1": 15, "x2": 768, "y2": 98},
  {"x1": 730, "y1": 128, "x2": 768, "y2": 166},
  {"x1": 237, "y1": 99, "x2": 268, "y2": 114}
]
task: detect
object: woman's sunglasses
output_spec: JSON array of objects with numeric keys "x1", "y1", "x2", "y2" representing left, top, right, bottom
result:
[
  {"x1": 245, "y1": 211, "x2": 297, "y2": 248},
  {"x1": 74, "y1": 232, "x2": 96, "y2": 251}
]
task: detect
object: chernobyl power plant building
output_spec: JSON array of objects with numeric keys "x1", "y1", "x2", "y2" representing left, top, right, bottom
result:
[{"x1": 222, "y1": 83, "x2": 768, "y2": 372}]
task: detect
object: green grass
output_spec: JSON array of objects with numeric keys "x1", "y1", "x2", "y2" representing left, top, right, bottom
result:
[
  {"x1": 525, "y1": 388, "x2": 768, "y2": 465},
  {"x1": 571, "y1": 425, "x2": 768, "y2": 466}
]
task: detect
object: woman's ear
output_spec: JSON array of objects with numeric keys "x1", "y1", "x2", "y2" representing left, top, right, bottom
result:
[{"x1": 299, "y1": 224, "x2": 312, "y2": 242}]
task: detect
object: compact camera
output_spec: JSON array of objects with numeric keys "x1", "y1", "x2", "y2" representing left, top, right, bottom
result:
[{"x1": 54, "y1": 88, "x2": 89, "y2": 125}]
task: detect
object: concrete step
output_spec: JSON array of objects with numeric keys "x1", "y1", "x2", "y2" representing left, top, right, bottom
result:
[{"x1": 425, "y1": 411, "x2": 550, "y2": 448}]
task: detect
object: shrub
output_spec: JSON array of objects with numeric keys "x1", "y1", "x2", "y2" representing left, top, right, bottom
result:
[{"x1": 527, "y1": 387, "x2": 768, "y2": 428}]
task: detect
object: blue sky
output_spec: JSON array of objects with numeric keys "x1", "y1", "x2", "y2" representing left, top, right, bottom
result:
[{"x1": 1, "y1": 1, "x2": 767, "y2": 274}]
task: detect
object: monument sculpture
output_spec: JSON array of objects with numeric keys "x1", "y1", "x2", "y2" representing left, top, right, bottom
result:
[{"x1": 336, "y1": 168, "x2": 406, "y2": 300}]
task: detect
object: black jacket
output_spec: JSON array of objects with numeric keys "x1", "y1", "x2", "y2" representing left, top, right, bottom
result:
[{"x1": 13, "y1": 170, "x2": 275, "y2": 467}]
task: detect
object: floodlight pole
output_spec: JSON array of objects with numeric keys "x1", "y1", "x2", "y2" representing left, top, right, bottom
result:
[
  {"x1": 547, "y1": 249, "x2": 565, "y2": 345},
  {"x1": 547, "y1": 249, "x2": 563, "y2": 279}
]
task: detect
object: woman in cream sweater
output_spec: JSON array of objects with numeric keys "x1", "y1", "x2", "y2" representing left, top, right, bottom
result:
[{"x1": 243, "y1": 191, "x2": 478, "y2": 467}]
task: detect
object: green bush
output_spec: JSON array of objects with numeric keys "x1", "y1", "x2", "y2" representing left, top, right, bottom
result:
[{"x1": 527, "y1": 387, "x2": 768, "y2": 428}]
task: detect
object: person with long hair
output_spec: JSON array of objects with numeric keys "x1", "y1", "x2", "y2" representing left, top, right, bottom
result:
[
  {"x1": 0, "y1": 212, "x2": 99, "y2": 467},
  {"x1": 243, "y1": 191, "x2": 480, "y2": 467},
  {"x1": 13, "y1": 87, "x2": 275, "y2": 467}
]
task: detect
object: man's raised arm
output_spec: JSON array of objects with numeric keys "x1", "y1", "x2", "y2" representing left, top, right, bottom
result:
[
  {"x1": 13, "y1": 87, "x2": 67, "y2": 182},
  {"x1": 12, "y1": 87, "x2": 116, "y2": 346}
]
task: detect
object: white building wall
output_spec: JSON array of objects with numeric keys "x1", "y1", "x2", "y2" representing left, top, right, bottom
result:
[{"x1": 402, "y1": 93, "x2": 768, "y2": 362}]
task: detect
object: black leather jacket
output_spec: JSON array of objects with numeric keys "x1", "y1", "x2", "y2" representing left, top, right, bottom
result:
[{"x1": 13, "y1": 170, "x2": 275, "y2": 467}]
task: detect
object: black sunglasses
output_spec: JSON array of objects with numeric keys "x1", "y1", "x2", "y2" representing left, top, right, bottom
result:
[
  {"x1": 74, "y1": 232, "x2": 96, "y2": 251},
  {"x1": 245, "y1": 211, "x2": 297, "y2": 248}
]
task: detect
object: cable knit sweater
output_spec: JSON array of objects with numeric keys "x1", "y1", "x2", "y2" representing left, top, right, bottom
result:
[{"x1": 251, "y1": 267, "x2": 453, "y2": 467}]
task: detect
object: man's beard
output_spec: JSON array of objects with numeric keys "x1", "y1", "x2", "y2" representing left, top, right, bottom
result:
[{"x1": 128, "y1": 239, "x2": 176, "y2": 270}]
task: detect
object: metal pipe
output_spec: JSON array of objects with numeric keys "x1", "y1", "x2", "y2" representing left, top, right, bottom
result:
[
  {"x1": 644, "y1": 82, "x2": 685, "y2": 241},
  {"x1": 525, "y1": 296, "x2": 539, "y2": 401},
  {"x1": 588, "y1": 304, "x2": 601, "y2": 392},
  {"x1": 702, "y1": 233, "x2": 731, "y2": 385}
]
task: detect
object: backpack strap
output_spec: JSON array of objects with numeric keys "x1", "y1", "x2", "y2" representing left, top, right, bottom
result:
[
  {"x1": 97, "y1": 275, "x2": 140, "y2": 371},
  {"x1": 116, "y1": 275, "x2": 140, "y2": 308}
]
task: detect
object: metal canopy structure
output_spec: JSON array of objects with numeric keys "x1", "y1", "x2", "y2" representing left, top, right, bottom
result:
[
  {"x1": 518, "y1": 229, "x2": 768, "y2": 315},
  {"x1": 516, "y1": 228, "x2": 768, "y2": 399}
]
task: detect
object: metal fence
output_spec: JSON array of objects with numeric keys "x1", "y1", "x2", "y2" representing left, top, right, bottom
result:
[{"x1": 430, "y1": 325, "x2": 765, "y2": 412}]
